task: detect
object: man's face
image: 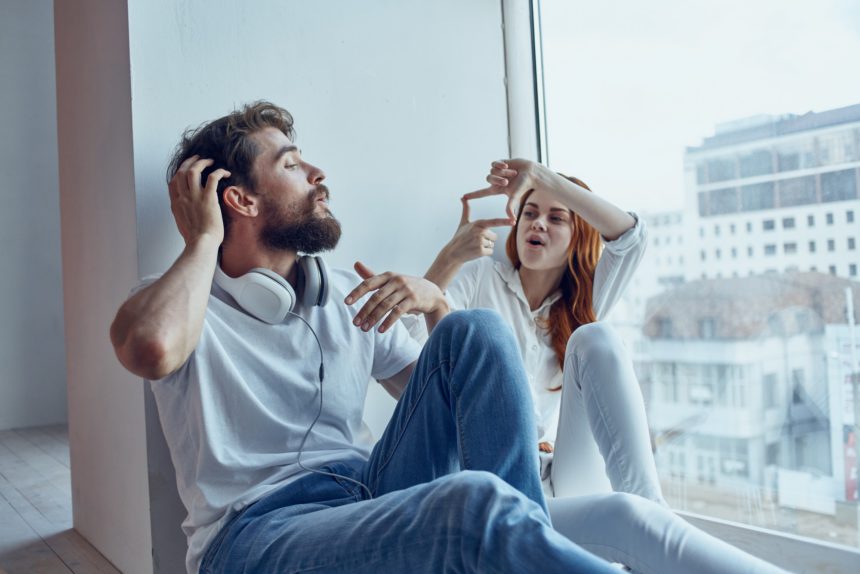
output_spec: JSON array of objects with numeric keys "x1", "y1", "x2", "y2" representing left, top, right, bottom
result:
[{"x1": 249, "y1": 127, "x2": 341, "y2": 253}]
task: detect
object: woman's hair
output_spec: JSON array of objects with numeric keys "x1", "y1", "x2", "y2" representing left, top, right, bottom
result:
[{"x1": 504, "y1": 175, "x2": 602, "y2": 388}]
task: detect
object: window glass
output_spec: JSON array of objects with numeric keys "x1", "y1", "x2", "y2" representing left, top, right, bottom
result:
[{"x1": 540, "y1": 0, "x2": 860, "y2": 547}]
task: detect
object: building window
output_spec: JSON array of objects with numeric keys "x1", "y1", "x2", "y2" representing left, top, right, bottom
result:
[
  {"x1": 715, "y1": 249, "x2": 721, "y2": 259},
  {"x1": 821, "y1": 169, "x2": 858, "y2": 202},
  {"x1": 778, "y1": 175, "x2": 817, "y2": 207},
  {"x1": 747, "y1": 246, "x2": 753, "y2": 256},
  {"x1": 809, "y1": 240, "x2": 816, "y2": 253},
  {"x1": 657, "y1": 318, "x2": 673, "y2": 338},
  {"x1": 745, "y1": 221, "x2": 752, "y2": 232},
  {"x1": 764, "y1": 244, "x2": 777, "y2": 255},
  {"x1": 849, "y1": 237, "x2": 856, "y2": 250},
  {"x1": 740, "y1": 182, "x2": 775, "y2": 212},
  {"x1": 851, "y1": 264, "x2": 858, "y2": 277},
  {"x1": 849, "y1": 210, "x2": 856, "y2": 223},
  {"x1": 826, "y1": 212, "x2": 834, "y2": 225},
  {"x1": 828, "y1": 239, "x2": 835, "y2": 251},
  {"x1": 731, "y1": 247, "x2": 737, "y2": 258},
  {"x1": 699, "y1": 226, "x2": 705, "y2": 237},
  {"x1": 829, "y1": 265, "x2": 837, "y2": 275},
  {"x1": 714, "y1": 224, "x2": 721, "y2": 236},
  {"x1": 730, "y1": 223, "x2": 736, "y2": 234},
  {"x1": 784, "y1": 242, "x2": 797, "y2": 254},
  {"x1": 762, "y1": 219, "x2": 775, "y2": 231},
  {"x1": 707, "y1": 157, "x2": 737, "y2": 182},
  {"x1": 807, "y1": 214, "x2": 814, "y2": 226},
  {"x1": 700, "y1": 250, "x2": 706, "y2": 261},
  {"x1": 763, "y1": 373, "x2": 778, "y2": 409},
  {"x1": 782, "y1": 217, "x2": 795, "y2": 229},
  {"x1": 699, "y1": 318, "x2": 717, "y2": 339},
  {"x1": 709, "y1": 187, "x2": 739, "y2": 215}
]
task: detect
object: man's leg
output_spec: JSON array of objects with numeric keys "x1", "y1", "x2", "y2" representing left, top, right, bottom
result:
[
  {"x1": 202, "y1": 462, "x2": 618, "y2": 574},
  {"x1": 363, "y1": 309, "x2": 546, "y2": 509}
]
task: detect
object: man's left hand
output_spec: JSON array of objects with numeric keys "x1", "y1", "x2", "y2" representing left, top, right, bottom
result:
[{"x1": 345, "y1": 262, "x2": 448, "y2": 333}]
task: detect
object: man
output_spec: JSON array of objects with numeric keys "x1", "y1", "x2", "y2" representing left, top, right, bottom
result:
[{"x1": 110, "y1": 101, "x2": 616, "y2": 573}]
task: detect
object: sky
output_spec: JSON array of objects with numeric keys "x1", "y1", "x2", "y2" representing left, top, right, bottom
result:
[{"x1": 540, "y1": 0, "x2": 860, "y2": 213}]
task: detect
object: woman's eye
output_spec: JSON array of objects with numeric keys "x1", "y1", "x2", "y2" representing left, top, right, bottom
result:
[
  {"x1": 285, "y1": 163, "x2": 298, "y2": 170},
  {"x1": 523, "y1": 211, "x2": 537, "y2": 218},
  {"x1": 550, "y1": 216, "x2": 566, "y2": 223}
]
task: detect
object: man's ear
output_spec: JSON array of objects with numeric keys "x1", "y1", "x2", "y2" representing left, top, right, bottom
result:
[{"x1": 222, "y1": 185, "x2": 260, "y2": 218}]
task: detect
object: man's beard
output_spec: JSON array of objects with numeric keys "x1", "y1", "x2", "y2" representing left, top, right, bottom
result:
[{"x1": 259, "y1": 185, "x2": 342, "y2": 254}]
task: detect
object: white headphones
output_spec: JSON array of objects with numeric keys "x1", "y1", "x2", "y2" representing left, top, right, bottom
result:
[{"x1": 213, "y1": 256, "x2": 330, "y2": 324}]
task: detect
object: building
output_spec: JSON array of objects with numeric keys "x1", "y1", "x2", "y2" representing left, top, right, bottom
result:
[
  {"x1": 641, "y1": 272, "x2": 860, "y2": 519},
  {"x1": 683, "y1": 104, "x2": 860, "y2": 281}
]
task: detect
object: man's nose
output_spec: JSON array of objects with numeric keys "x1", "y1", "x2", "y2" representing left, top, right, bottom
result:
[{"x1": 308, "y1": 163, "x2": 326, "y2": 184}]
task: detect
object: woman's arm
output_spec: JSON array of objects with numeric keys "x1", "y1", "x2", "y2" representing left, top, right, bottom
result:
[{"x1": 473, "y1": 159, "x2": 636, "y2": 241}]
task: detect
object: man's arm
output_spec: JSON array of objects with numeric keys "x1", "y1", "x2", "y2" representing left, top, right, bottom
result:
[
  {"x1": 109, "y1": 156, "x2": 230, "y2": 380},
  {"x1": 378, "y1": 362, "x2": 416, "y2": 400}
]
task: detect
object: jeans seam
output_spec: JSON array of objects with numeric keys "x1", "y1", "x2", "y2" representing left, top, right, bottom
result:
[{"x1": 370, "y1": 361, "x2": 448, "y2": 493}]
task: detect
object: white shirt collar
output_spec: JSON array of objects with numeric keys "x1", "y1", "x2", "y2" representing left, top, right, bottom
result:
[{"x1": 492, "y1": 259, "x2": 562, "y2": 315}]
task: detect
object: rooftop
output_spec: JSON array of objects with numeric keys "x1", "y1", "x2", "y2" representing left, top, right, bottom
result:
[{"x1": 687, "y1": 103, "x2": 860, "y2": 153}]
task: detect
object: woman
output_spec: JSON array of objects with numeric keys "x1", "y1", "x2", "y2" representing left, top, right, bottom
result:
[{"x1": 413, "y1": 158, "x2": 663, "y2": 502}]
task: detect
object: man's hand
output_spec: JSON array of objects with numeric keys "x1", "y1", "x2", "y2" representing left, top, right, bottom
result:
[
  {"x1": 463, "y1": 159, "x2": 549, "y2": 220},
  {"x1": 168, "y1": 155, "x2": 231, "y2": 245},
  {"x1": 441, "y1": 197, "x2": 514, "y2": 263},
  {"x1": 345, "y1": 262, "x2": 449, "y2": 333}
]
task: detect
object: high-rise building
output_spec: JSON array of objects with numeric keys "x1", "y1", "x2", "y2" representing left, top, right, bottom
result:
[{"x1": 683, "y1": 104, "x2": 860, "y2": 281}]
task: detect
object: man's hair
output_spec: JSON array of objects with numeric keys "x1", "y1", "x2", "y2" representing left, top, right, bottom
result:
[{"x1": 166, "y1": 101, "x2": 296, "y2": 237}]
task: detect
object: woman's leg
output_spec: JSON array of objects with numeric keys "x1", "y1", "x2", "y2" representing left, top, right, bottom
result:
[
  {"x1": 551, "y1": 322, "x2": 665, "y2": 503},
  {"x1": 547, "y1": 494, "x2": 789, "y2": 574}
]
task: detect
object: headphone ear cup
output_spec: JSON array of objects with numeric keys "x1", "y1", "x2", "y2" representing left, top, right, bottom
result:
[
  {"x1": 214, "y1": 265, "x2": 296, "y2": 324},
  {"x1": 299, "y1": 256, "x2": 329, "y2": 307}
]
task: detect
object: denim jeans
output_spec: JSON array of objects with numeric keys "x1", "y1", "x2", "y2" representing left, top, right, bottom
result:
[{"x1": 200, "y1": 310, "x2": 617, "y2": 573}]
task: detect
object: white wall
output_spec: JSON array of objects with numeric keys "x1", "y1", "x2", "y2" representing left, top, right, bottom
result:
[
  {"x1": 58, "y1": 1, "x2": 511, "y2": 572},
  {"x1": 0, "y1": 0, "x2": 67, "y2": 431}
]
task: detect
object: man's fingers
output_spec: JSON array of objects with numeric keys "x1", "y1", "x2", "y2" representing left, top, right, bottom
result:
[
  {"x1": 459, "y1": 197, "x2": 470, "y2": 226},
  {"x1": 461, "y1": 186, "x2": 502, "y2": 201},
  {"x1": 378, "y1": 301, "x2": 408, "y2": 334},
  {"x1": 357, "y1": 291, "x2": 402, "y2": 331},
  {"x1": 354, "y1": 261, "x2": 375, "y2": 280},
  {"x1": 185, "y1": 158, "x2": 215, "y2": 192},
  {"x1": 204, "y1": 169, "x2": 231, "y2": 194},
  {"x1": 473, "y1": 217, "x2": 516, "y2": 229}
]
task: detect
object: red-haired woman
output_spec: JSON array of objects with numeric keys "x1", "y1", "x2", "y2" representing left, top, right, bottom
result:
[{"x1": 418, "y1": 158, "x2": 664, "y2": 503}]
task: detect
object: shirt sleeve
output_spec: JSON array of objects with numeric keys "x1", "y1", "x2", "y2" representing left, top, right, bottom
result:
[
  {"x1": 592, "y1": 212, "x2": 647, "y2": 320},
  {"x1": 371, "y1": 318, "x2": 422, "y2": 381},
  {"x1": 400, "y1": 258, "x2": 487, "y2": 345}
]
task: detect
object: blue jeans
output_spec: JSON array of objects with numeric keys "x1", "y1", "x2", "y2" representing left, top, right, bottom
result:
[{"x1": 200, "y1": 310, "x2": 616, "y2": 573}]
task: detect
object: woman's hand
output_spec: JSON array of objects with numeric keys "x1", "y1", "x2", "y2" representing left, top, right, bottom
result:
[
  {"x1": 168, "y1": 155, "x2": 230, "y2": 246},
  {"x1": 464, "y1": 159, "x2": 551, "y2": 220},
  {"x1": 345, "y1": 262, "x2": 450, "y2": 333},
  {"x1": 443, "y1": 197, "x2": 515, "y2": 264}
]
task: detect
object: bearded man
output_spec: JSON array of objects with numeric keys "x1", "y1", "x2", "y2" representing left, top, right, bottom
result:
[{"x1": 109, "y1": 101, "x2": 619, "y2": 574}]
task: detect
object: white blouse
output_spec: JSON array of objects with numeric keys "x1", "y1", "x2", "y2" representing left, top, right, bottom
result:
[{"x1": 405, "y1": 214, "x2": 647, "y2": 444}]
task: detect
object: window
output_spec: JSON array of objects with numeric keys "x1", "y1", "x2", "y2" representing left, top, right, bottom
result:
[
  {"x1": 715, "y1": 248, "x2": 721, "y2": 259},
  {"x1": 849, "y1": 237, "x2": 856, "y2": 250},
  {"x1": 714, "y1": 224, "x2": 721, "y2": 236},
  {"x1": 821, "y1": 169, "x2": 858, "y2": 202},
  {"x1": 778, "y1": 175, "x2": 816, "y2": 207},
  {"x1": 730, "y1": 223, "x2": 736, "y2": 234},
  {"x1": 829, "y1": 265, "x2": 837, "y2": 275},
  {"x1": 539, "y1": 0, "x2": 860, "y2": 550},
  {"x1": 849, "y1": 210, "x2": 855, "y2": 223},
  {"x1": 828, "y1": 239, "x2": 835, "y2": 251},
  {"x1": 826, "y1": 212, "x2": 834, "y2": 224},
  {"x1": 851, "y1": 264, "x2": 858, "y2": 277}
]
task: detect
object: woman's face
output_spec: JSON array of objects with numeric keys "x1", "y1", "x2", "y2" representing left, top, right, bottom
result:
[{"x1": 515, "y1": 189, "x2": 574, "y2": 271}]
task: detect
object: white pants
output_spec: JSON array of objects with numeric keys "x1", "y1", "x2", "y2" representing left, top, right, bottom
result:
[
  {"x1": 547, "y1": 493, "x2": 789, "y2": 574},
  {"x1": 547, "y1": 323, "x2": 788, "y2": 573},
  {"x1": 550, "y1": 322, "x2": 665, "y2": 504}
]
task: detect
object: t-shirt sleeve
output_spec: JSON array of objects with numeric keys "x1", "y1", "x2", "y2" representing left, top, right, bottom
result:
[
  {"x1": 592, "y1": 213, "x2": 647, "y2": 320},
  {"x1": 371, "y1": 319, "x2": 421, "y2": 381}
]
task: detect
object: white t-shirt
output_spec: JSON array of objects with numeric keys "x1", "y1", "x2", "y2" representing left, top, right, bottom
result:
[
  {"x1": 405, "y1": 214, "x2": 646, "y2": 444},
  {"x1": 140, "y1": 268, "x2": 421, "y2": 574}
]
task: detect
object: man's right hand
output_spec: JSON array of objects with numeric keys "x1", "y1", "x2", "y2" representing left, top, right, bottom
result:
[{"x1": 168, "y1": 155, "x2": 231, "y2": 245}]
